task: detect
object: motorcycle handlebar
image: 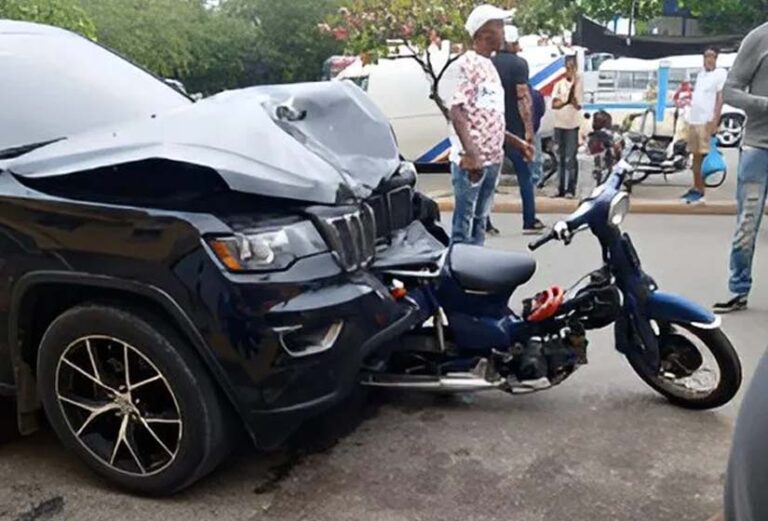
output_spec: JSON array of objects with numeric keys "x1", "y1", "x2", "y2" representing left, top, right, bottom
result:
[{"x1": 528, "y1": 230, "x2": 557, "y2": 251}]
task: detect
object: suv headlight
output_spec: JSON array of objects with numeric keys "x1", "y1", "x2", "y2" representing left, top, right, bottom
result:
[
  {"x1": 208, "y1": 221, "x2": 327, "y2": 272},
  {"x1": 608, "y1": 192, "x2": 630, "y2": 227}
]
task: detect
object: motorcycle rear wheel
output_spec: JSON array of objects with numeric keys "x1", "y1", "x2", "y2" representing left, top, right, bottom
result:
[{"x1": 627, "y1": 323, "x2": 742, "y2": 410}]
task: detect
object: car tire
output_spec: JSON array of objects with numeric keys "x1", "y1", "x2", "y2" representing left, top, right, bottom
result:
[{"x1": 37, "y1": 304, "x2": 231, "y2": 495}]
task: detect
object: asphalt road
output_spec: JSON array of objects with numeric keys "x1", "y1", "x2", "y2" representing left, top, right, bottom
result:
[{"x1": 2, "y1": 213, "x2": 767, "y2": 521}]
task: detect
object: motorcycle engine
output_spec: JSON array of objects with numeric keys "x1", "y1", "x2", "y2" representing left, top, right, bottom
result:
[
  {"x1": 544, "y1": 331, "x2": 587, "y2": 382},
  {"x1": 507, "y1": 327, "x2": 589, "y2": 385},
  {"x1": 673, "y1": 140, "x2": 689, "y2": 157},
  {"x1": 571, "y1": 269, "x2": 622, "y2": 330}
]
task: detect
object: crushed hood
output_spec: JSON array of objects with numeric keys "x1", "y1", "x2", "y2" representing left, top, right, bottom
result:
[{"x1": 3, "y1": 81, "x2": 401, "y2": 205}]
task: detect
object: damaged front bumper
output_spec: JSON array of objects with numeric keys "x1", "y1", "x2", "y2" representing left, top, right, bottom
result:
[{"x1": 179, "y1": 245, "x2": 426, "y2": 449}]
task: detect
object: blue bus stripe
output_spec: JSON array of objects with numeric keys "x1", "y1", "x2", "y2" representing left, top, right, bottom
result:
[
  {"x1": 417, "y1": 137, "x2": 451, "y2": 163},
  {"x1": 530, "y1": 57, "x2": 566, "y2": 88}
]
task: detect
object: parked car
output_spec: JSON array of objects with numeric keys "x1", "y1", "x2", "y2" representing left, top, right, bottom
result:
[{"x1": 0, "y1": 20, "x2": 438, "y2": 494}]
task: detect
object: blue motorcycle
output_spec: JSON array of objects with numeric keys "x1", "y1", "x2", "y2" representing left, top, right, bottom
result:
[{"x1": 363, "y1": 154, "x2": 742, "y2": 409}]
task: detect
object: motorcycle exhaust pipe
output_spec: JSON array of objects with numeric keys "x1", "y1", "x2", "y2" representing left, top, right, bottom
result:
[{"x1": 360, "y1": 373, "x2": 505, "y2": 393}]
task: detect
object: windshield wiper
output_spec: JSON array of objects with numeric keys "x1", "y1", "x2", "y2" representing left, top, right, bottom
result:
[{"x1": 0, "y1": 138, "x2": 64, "y2": 160}]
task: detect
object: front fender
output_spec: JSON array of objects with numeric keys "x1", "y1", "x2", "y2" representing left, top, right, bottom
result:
[{"x1": 645, "y1": 291, "x2": 718, "y2": 327}]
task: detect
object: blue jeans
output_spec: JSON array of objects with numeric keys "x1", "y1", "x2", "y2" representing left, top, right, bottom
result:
[
  {"x1": 556, "y1": 128, "x2": 579, "y2": 196},
  {"x1": 729, "y1": 147, "x2": 768, "y2": 296},
  {"x1": 506, "y1": 147, "x2": 536, "y2": 229},
  {"x1": 530, "y1": 132, "x2": 543, "y2": 186},
  {"x1": 451, "y1": 162, "x2": 500, "y2": 245}
]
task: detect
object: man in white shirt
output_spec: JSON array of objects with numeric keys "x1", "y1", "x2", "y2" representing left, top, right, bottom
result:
[
  {"x1": 682, "y1": 47, "x2": 727, "y2": 205},
  {"x1": 552, "y1": 55, "x2": 582, "y2": 198}
]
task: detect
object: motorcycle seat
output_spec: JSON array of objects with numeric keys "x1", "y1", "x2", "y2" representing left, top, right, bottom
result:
[{"x1": 449, "y1": 244, "x2": 536, "y2": 294}]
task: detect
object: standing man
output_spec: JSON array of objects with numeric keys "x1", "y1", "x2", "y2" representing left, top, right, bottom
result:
[
  {"x1": 449, "y1": 5, "x2": 531, "y2": 245},
  {"x1": 492, "y1": 25, "x2": 545, "y2": 234},
  {"x1": 682, "y1": 47, "x2": 727, "y2": 205},
  {"x1": 714, "y1": 24, "x2": 768, "y2": 314},
  {"x1": 552, "y1": 55, "x2": 582, "y2": 199}
]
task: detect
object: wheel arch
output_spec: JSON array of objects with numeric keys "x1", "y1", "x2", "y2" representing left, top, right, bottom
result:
[{"x1": 8, "y1": 271, "x2": 250, "y2": 440}]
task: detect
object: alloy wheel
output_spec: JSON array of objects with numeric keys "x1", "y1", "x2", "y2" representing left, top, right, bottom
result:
[{"x1": 54, "y1": 335, "x2": 182, "y2": 477}]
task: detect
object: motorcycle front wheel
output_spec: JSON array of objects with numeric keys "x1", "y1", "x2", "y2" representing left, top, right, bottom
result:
[{"x1": 627, "y1": 322, "x2": 742, "y2": 410}]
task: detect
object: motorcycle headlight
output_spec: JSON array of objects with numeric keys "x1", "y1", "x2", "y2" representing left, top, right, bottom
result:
[
  {"x1": 208, "y1": 221, "x2": 327, "y2": 272},
  {"x1": 608, "y1": 192, "x2": 630, "y2": 227}
]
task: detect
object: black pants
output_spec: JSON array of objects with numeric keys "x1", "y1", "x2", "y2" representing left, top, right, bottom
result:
[{"x1": 556, "y1": 128, "x2": 579, "y2": 196}]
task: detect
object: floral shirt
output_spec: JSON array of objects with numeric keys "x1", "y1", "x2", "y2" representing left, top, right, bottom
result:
[{"x1": 449, "y1": 51, "x2": 506, "y2": 167}]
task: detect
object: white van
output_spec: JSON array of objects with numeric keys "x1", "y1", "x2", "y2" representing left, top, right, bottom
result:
[{"x1": 337, "y1": 43, "x2": 585, "y2": 165}]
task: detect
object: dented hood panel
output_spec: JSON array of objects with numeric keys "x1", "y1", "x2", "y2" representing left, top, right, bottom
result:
[{"x1": 4, "y1": 81, "x2": 400, "y2": 204}]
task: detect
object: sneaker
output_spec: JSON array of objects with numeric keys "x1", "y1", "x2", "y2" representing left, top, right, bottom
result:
[
  {"x1": 680, "y1": 188, "x2": 694, "y2": 201},
  {"x1": 523, "y1": 219, "x2": 546, "y2": 236},
  {"x1": 564, "y1": 193, "x2": 577, "y2": 200},
  {"x1": 684, "y1": 189, "x2": 706, "y2": 205},
  {"x1": 714, "y1": 294, "x2": 748, "y2": 314}
]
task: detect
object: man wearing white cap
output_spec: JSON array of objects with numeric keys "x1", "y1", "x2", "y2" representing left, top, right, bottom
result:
[{"x1": 448, "y1": 4, "x2": 532, "y2": 245}]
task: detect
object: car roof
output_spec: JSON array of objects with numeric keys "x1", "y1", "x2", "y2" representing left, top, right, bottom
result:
[{"x1": 0, "y1": 19, "x2": 80, "y2": 38}]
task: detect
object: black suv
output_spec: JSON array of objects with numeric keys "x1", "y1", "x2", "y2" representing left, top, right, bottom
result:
[{"x1": 0, "y1": 20, "x2": 444, "y2": 494}]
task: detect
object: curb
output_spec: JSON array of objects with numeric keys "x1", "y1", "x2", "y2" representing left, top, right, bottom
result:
[{"x1": 432, "y1": 195, "x2": 741, "y2": 215}]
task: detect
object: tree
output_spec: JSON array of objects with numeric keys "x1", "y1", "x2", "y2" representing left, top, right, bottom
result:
[
  {"x1": 326, "y1": 0, "x2": 478, "y2": 121},
  {"x1": 80, "y1": 0, "x2": 261, "y2": 95},
  {"x1": 580, "y1": 0, "x2": 663, "y2": 24},
  {"x1": 515, "y1": 0, "x2": 579, "y2": 35},
  {"x1": 516, "y1": 0, "x2": 664, "y2": 36},
  {"x1": 680, "y1": 0, "x2": 767, "y2": 35},
  {"x1": 0, "y1": 0, "x2": 97, "y2": 39},
  {"x1": 222, "y1": 0, "x2": 344, "y2": 84}
]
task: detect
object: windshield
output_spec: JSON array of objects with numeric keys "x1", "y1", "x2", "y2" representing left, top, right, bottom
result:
[{"x1": 0, "y1": 23, "x2": 192, "y2": 151}]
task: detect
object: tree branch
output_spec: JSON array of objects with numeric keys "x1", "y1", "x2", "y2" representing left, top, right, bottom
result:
[
  {"x1": 403, "y1": 39, "x2": 434, "y2": 77},
  {"x1": 436, "y1": 52, "x2": 463, "y2": 84}
]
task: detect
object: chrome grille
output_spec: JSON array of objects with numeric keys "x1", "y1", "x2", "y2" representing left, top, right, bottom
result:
[
  {"x1": 320, "y1": 204, "x2": 376, "y2": 272},
  {"x1": 387, "y1": 186, "x2": 414, "y2": 231},
  {"x1": 365, "y1": 186, "x2": 414, "y2": 241}
]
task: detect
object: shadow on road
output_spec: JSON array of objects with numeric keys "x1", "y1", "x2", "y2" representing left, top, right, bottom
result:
[
  {"x1": 0, "y1": 398, "x2": 21, "y2": 444},
  {"x1": 0, "y1": 386, "x2": 388, "y2": 497}
]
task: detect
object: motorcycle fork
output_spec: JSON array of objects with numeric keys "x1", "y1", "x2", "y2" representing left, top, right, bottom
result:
[
  {"x1": 598, "y1": 230, "x2": 661, "y2": 368},
  {"x1": 434, "y1": 308, "x2": 447, "y2": 353}
]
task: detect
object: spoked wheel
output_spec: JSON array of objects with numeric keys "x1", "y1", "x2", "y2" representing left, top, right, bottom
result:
[
  {"x1": 717, "y1": 114, "x2": 744, "y2": 148},
  {"x1": 628, "y1": 321, "x2": 742, "y2": 410},
  {"x1": 537, "y1": 150, "x2": 558, "y2": 189},
  {"x1": 55, "y1": 336, "x2": 182, "y2": 477},
  {"x1": 624, "y1": 150, "x2": 650, "y2": 188},
  {"x1": 38, "y1": 305, "x2": 231, "y2": 495}
]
